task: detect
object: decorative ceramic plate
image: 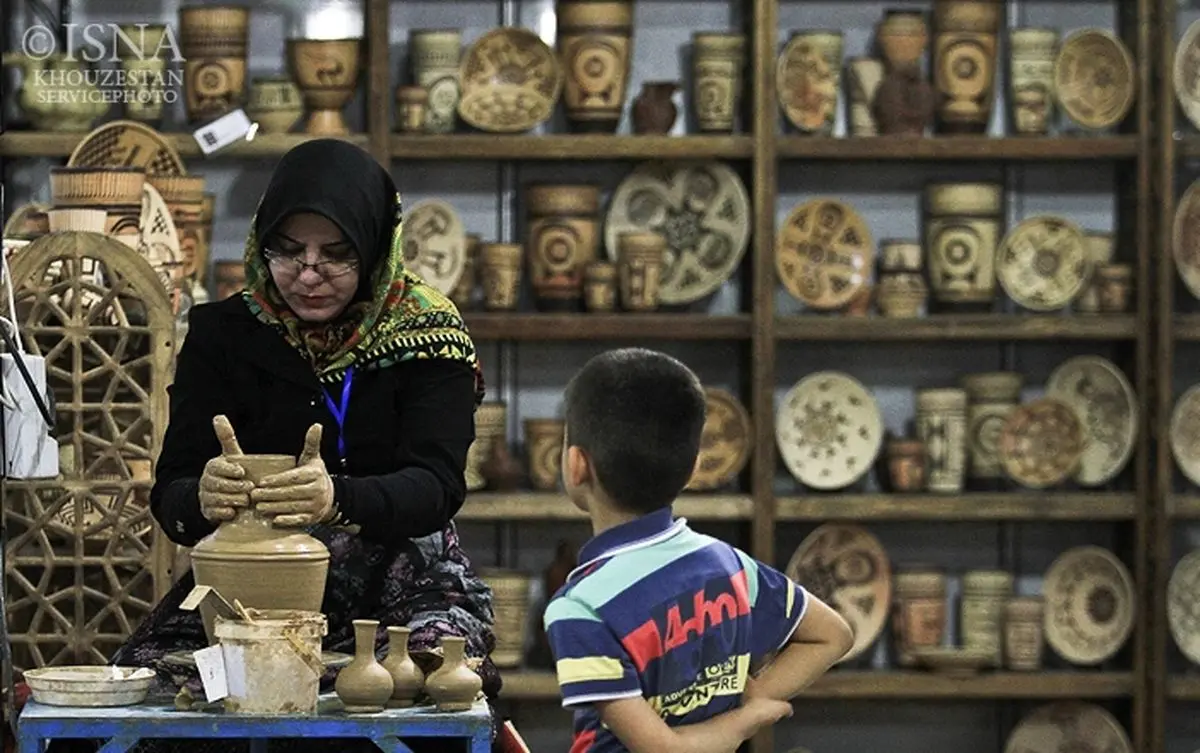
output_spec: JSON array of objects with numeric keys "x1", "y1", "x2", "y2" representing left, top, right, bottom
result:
[
  {"x1": 996, "y1": 216, "x2": 1090, "y2": 312},
  {"x1": 785, "y1": 522, "x2": 891, "y2": 662},
  {"x1": 1042, "y1": 546, "x2": 1135, "y2": 666},
  {"x1": 1172, "y1": 178, "x2": 1200, "y2": 301},
  {"x1": 776, "y1": 199, "x2": 873, "y2": 310},
  {"x1": 1170, "y1": 385, "x2": 1200, "y2": 486},
  {"x1": 1053, "y1": 29, "x2": 1136, "y2": 130},
  {"x1": 457, "y1": 28, "x2": 562, "y2": 133},
  {"x1": 67, "y1": 120, "x2": 187, "y2": 176},
  {"x1": 776, "y1": 35, "x2": 838, "y2": 133},
  {"x1": 998, "y1": 398, "x2": 1085, "y2": 489},
  {"x1": 139, "y1": 184, "x2": 184, "y2": 294},
  {"x1": 1174, "y1": 21, "x2": 1200, "y2": 131},
  {"x1": 776, "y1": 371, "x2": 882, "y2": 490},
  {"x1": 603, "y1": 161, "x2": 751, "y2": 305},
  {"x1": 1168, "y1": 550, "x2": 1200, "y2": 665},
  {"x1": 911, "y1": 646, "x2": 992, "y2": 677},
  {"x1": 401, "y1": 200, "x2": 466, "y2": 295},
  {"x1": 1003, "y1": 702, "x2": 1133, "y2": 753},
  {"x1": 1045, "y1": 356, "x2": 1138, "y2": 487},
  {"x1": 686, "y1": 387, "x2": 753, "y2": 492}
]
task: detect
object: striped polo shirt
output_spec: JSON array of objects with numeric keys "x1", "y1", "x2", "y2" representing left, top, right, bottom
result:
[{"x1": 543, "y1": 507, "x2": 808, "y2": 753}]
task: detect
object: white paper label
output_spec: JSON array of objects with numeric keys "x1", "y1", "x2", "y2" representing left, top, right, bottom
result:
[
  {"x1": 192, "y1": 109, "x2": 254, "y2": 155},
  {"x1": 193, "y1": 645, "x2": 228, "y2": 702}
]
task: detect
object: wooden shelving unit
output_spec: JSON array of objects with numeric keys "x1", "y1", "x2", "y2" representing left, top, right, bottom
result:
[{"x1": 0, "y1": 0, "x2": 1169, "y2": 751}]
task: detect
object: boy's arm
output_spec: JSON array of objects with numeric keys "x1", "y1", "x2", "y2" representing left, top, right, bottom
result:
[
  {"x1": 745, "y1": 596, "x2": 854, "y2": 702},
  {"x1": 596, "y1": 695, "x2": 793, "y2": 753}
]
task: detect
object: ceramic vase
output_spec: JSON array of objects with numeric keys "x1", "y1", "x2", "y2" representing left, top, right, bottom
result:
[
  {"x1": 846, "y1": 58, "x2": 885, "y2": 136},
  {"x1": 886, "y1": 438, "x2": 926, "y2": 491},
  {"x1": 380, "y1": 626, "x2": 424, "y2": 708},
  {"x1": 480, "y1": 243, "x2": 522, "y2": 311},
  {"x1": 632, "y1": 81, "x2": 679, "y2": 134},
  {"x1": 584, "y1": 262, "x2": 617, "y2": 312},
  {"x1": 466, "y1": 402, "x2": 508, "y2": 491},
  {"x1": 960, "y1": 570, "x2": 1013, "y2": 667},
  {"x1": 961, "y1": 372, "x2": 1023, "y2": 483},
  {"x1": 247, "y1": 77, "x2": 304, "y2": 134},
  {"x1": 1009, "y1": 28, "x2": 1059, "y2": 136},
  {"x1": 287, "y1": 38, "x2": 363, "y2": 136},
  {"x1": 425, "y1": 636, "x2": 483, "y2": 712},
  {"x1": 617, "y1": 232, "x2": 665, "y2": 311},
  {"x1": 932, "y1": 0, "x2": 1001, "y2": 134},
  {"x1": 1097, "y1": 264, "x2": 1133, "y2": 313},
  {"x1": 892, "y1": 568, "x2": 946, "y2": 667},
  {"x1": 557, "y1": 1, "x2": 634, "y2": 133},
  {"x1": 1076, "y1": 232, "x2": 1115, "y2": 314},
  {"x1": 1003, "y1": 596, "x2": 1045, "y2": 671},
  {"x1": 924, "y1": 183, "x2": 1001, "y2": 306},
  {"x1": 178, "y1": 5, "x2": 249, "y2": 122},
  {"x1": 525, "y1": 185, "x2": 600, "y2": 311},
  {"x1": 409, "y1": 30, "x2": 461, "y2": 134},
  {"x1": 524, "y1": 419, "x2": 565, "y2": 491},
  {"x1": 336, "y1": 620, "x2": 394, "y2": 713},
  {"x1": 395, "y1": 86, "x2": 429, "y2": 133},
  {"x1": 190, "y1": 454, "x2": 331, "y2": 644},
  {"x1": 915, "y1": 389, "x2": 967, "y2": 494},
  {"x1": 691, "y1": 33, "x2": 746, "y2": 133}
]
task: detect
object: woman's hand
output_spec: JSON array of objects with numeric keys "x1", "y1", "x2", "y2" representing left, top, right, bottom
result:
[
  {"x1": 250, "y1": 423, "x2": 335, "y2": 528},
  {"x1": 198, "y1": 415, "x2": 253, "y2": 523}
]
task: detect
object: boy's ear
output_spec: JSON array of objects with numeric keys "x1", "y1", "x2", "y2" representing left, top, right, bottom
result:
[{"x1": 565, "y1": 445, "x2": 592, "y2": 488}]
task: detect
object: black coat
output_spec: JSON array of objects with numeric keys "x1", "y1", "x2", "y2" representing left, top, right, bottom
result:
[{"x1": 151, "y1": 295, "x2": 477, "y2": 548}]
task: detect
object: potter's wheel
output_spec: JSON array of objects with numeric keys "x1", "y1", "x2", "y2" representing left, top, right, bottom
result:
[{"x1": 162, "y1": 649, "x2": 352, "y2": 670}]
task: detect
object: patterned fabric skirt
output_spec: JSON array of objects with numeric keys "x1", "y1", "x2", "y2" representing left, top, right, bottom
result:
[{"x1": 48, "y1": 521, "x2": 502, "y2": 753}]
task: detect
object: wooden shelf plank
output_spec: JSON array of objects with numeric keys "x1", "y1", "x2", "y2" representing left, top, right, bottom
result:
[
  {"x1": 1168, "y1": 495, "x2": 1200, "y2": 518},
  {"x1": 775, "y1": 493, "x2": 1136, "y2": 522},
  {"x1": 462, "y1": 313, "x2": 750, "y2": 340},
  {"x1": 0, "y1": 131, "x2": 369, "y2": 159},
  {"x1": 1168, "y1": 676, "x2": 1200, "y2": 700},
  {"x1": 774, "y1": 315, "x2": 1136, "y2": 341},
  {"x1": 391, "y1": 135, "x2": 754, "y2": 160},
  {"x1": 777, "y1": 136, "x2": 1139, "y2": 161},
  {"x1": 497, "y1": 671, "x2": 1133, "y2": 701},
  {"x1": 458, "y1": 493, "x2": 753, "y2": 521},
  {"x1": 1173, "y1": 314, "x2": 1200, "y2": 340}
]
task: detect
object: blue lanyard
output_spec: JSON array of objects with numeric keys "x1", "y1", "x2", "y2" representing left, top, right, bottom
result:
[{"x1": 322, "y1": 366, "x2": 355, "y2": 464}]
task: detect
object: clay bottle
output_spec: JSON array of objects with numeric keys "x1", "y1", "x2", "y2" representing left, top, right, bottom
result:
[
  {"x1": 380, "y1": 626, "x2": 424, "y2": 708},
  {"x1": 335, "y1": 619, "x2": 394, "y2": 713},
  {"x1": 424, "y1": 636, "x2": 483, "y2": 711},
  {"x1": 631, "y1": 81, "x2": 679, "y2": 134}
]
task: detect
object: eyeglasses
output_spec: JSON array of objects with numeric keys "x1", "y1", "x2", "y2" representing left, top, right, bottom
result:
[{"x1": 263, "y1": 249, "x2": 359, "y2": 279}]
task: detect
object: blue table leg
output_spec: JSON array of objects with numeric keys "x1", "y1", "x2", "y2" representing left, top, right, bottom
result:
[
  {"x1": 96, "y1": 737, "x2": 140, "y2": 753},
  {"x1": 470, "y1": 730, "x2": 490, "y2": 753},
  {"x1": 369, "y1": 736, "x2": 415, "y2": 753},
  {"x1": 18, "y1": 729, "x2": 42, "y2": 753}
]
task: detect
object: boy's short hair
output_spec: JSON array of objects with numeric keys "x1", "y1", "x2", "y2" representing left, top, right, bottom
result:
[{"x1": 563, "y1": 348, "x2": 706, "y2": 514}]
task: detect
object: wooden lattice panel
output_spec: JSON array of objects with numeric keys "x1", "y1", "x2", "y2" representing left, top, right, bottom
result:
[{"x1": 2, "y1": 232, "x2": 174, "y2": 670}]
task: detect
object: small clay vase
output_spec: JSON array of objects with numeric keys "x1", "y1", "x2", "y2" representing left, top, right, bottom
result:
[
  {"x1": 480, "y1": 440, "x2": 523, "y2": 491},
  {"x1": 381, "y1": 626, "x2": 424, "y2": 708},
  {"x1": 632, "y1": 81, "x2": 679, "y2": 134},
  {"x1": 424, "y1": 636, "x2": 482, "y2": 712},
  {"x1": 875, "y1": 67, "x2": 935, "y2": 136},
  {"x1": 335, "y1": 620, "x2": 394, "y2": 713}
]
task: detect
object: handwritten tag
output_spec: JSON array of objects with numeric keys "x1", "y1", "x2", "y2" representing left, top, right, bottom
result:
[
  {"x1": 192, "y1": 109, "x2": 254, "y2": 156},
  {"x1": 193, "y1": 645, "x2": 228, "y2": 702}
]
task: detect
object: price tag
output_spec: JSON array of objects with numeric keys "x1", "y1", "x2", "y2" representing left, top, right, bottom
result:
[
  {"x1": 193, "y1": 645, "x2": 228, "y2": 702},
  {"x1": 192, "y1": 109, "x2": 255, "y2": 156}
]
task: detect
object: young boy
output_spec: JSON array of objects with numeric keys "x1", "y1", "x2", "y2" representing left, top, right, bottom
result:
[{"x1": 544, "y1": 348, "x2": 854, "y2": 753}]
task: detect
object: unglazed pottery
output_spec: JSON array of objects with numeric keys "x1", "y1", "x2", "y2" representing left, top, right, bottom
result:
[
  {"x1": 556, "y1": 1, "x2": 633, "y2": 133},
  {"x1": 1009, "y1": 28, "x2": 1059, "y2": 135},
  {"x1": 846, "y1": 58, "x2": 885, "y2": 136},
  {"x1": 632, "y1": 81, "x2": 679, "y2": 134},
  {"x1": 886, "y1": 438, "x2": 926, "y2": 491},
  {"x1": 148, "y1": 174, "x2": 207, "y2": 282},
  {"x1": 1176, "y1": 20, "x2": 1200, "y2": 131},
  {"x1": 395, "y1": 86, "x2": 429, "y2": 133},
  {"x1": 380, "y1": 626, "x2": 424, "y2": 708},
  {"x1": 776, "y1": 371, "x2": 883, "y2": 491},
  {"x1": 961, "y1": 372, "x2": 1023, "y2": 482},
  {"x1": 997, "y1": 398, "x2": 1085, "y2": 489},
  {"x1": 525, "y1": 185, "x2": 600, "y2": 310},
  {"x1": 480, "y1": 244, "x2": 522, "y2": 310},
  {"x1": 1045, "y1": 355, "x2": 1138, "y2": 487},
  {"x1": 190, "y1": 454, "x2": 330, "y2": 644},
  {"x1": 1004, "y1": 596, "x2": 1045, "y2": 671},
  {"x1": 1168, "y1": 551, "x2": 1200, "y2": 665},
  {"x1": 335, "y1": 620, "x2": 393, "y2": 713},
  {"x1": 686, "y1": 387, "x2": 753, "y2": 491},
  {"x1": 466, "y1": 402, "x2": 508, "y2": 491},
  {"x1": 1, "y1": 54, "x2": 108, "y2": 131},
  {"x1": 524, "y1": 418, "x2": 564, "y2": 491},
  {"x1": 692, "y1": 32, "x2": 746, "y2": 133},
  {"x1": 425, "y1": 636, "x2": 483, "y2": 711},
  {"x1": 931, "y1": 0, "x2": 1001, "y2": 134},
  {"x1": 178, "y1": 5, "x2": 250, "y2": 122},
  {"x1": 785, "y1": 523, "x2": 891, "y2": 663},
  {"x1": 247, "y1": 77, "x2": 304, "y2": 134},
  {"x1": 924, "y1": 183, "x2": 1001, "y2": 306},
  {"x1": 1054, "y1": 28, "x2": 1136, "y2": 131},
  {"x1": 915, "y1": 388, "x2": 967, "y2": 493},
  {"x1": 479, "y1": 569, "x2": 533, "y2": 668},
  {"x1": 584, "y1": 261, "x2": 617, "y2": 312},
  {"x1": 877, "y1": 10, "x2": 927, "y2": 71},
  {"x1": 402, "y1": 200, "x2": 466, "y2": 295},
  {"x1": 288, "y1": 38, "x2": 363, "y2": 136},
  {"x1": 776, "y1": 198, "x2": 873, "y2": 310},
  {"x1": 892, "y1": 567, "x2": 945, "y2": 667},
  {"x1": 960, "y1": 569, "x2": 1012, "y2": 666},
  {"x1": 777, "y1": 31, "x2": 842, "y2": 135},
  {"x1": 409, "y1": 30, "x2": 462, "y2": 134},
  {"x1": 458, "y1": 28, "x2": 562, "y2": 133},
  {"x1": 617, "y1": 232, "x2": 665, "y2": 311},
  {"x1": 1002, "y1": 702, "x2": 1133, "y2": 753},
  {"x1": 67, "y1": 120, "x2": 186, "y2": 176},
  {"x1": 996, "y1": 215, "x2": 1090, "y2": 312},
  {"x1": 1041, "y1": 546, "x2": 1135, "y2": 666}
]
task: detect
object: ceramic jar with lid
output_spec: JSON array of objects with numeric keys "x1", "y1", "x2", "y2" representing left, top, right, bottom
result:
[
  {"x1": 915, "y1": 388, "x2": 968, "y2": 493},
  {"x1": 924, "y1": 183, "x2": 1002, "y2": 307}
]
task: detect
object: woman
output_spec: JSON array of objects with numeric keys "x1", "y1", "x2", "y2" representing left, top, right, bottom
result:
[{"x1": 107, "y1": 139, "x2": 499, "y2": 750}]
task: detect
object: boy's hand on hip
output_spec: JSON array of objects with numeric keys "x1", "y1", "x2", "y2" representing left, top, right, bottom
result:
[
  {"x1": 250, "y1": 424, "x2": 335, "y2": 527},
  {"x1": 738, "y1": 697, "x2": 793, "y2": 736}
]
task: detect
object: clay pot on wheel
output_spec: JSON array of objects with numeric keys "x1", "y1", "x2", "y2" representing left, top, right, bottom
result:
[{"x1": 425, "y1": 636, "x2": 482, "y2": 711}]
